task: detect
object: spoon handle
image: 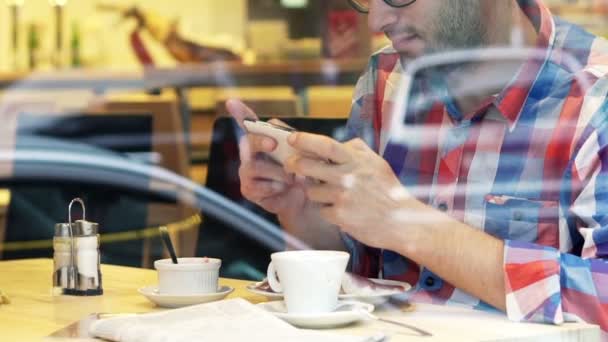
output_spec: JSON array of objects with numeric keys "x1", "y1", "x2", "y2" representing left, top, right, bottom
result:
[
  {"x1": 159, "y1": 227, "x2": 178, "y2": 264},
  {"x1": 359, "y1": 309, "x2": 432, "y2": 337},
  {"x1": 376, "y1": 317, "x2": 432, "y2": 337}
]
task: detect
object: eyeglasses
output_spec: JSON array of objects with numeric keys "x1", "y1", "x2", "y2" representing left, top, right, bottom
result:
[{"x1": 348, "y1": 0, "x2": 417, "y2": 13}]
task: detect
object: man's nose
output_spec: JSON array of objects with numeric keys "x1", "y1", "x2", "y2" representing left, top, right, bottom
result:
[{"x1": 367, "y1": 0, "x2": 397, "y2": 33}]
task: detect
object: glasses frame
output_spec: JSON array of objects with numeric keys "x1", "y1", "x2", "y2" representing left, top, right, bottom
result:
[{"x1": 348, "y1": 0, "x2": 417, "y2": 13}]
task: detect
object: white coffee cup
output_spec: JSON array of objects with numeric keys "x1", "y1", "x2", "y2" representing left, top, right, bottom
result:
[
  {"x1": 154, "y1": 257, "x2": 221, "y2": 295},
  {"x1": 267, "y1": 250, "x2": 349, "y2": 314}
]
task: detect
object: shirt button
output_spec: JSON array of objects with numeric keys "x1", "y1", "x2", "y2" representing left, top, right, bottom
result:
[
  {"x1": 513, "y1": 211, "x2": 524, "y2": 221},
  {"x1": 420, "y1": 269, "x2": 443, "y2": 291},
  {"x1": 437, "y1": 202, "x2": 448, "y2": 212}
]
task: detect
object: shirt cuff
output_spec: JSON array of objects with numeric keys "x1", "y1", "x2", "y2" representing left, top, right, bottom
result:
[{"x1": 503, "y1": 240, "x2": 564, "y2": 325}]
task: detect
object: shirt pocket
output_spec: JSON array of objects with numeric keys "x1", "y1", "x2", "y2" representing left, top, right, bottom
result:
[{"x1": 483, "y1": 195, "x2": 559, "y2": 247}]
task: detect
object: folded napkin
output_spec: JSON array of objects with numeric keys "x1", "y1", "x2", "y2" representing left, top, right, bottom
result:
[
  {"x1": 341, "y1": 273, "x2": 406, "y2": 296},
  {"x1": 90, "y1": 298, "x2": 382, "y2": 342},
  {"x1": 0, "y1": 289, "x2": 9, "y2": 304}
]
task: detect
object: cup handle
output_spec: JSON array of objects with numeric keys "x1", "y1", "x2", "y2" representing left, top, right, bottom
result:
[{"x1": 266, "y1": 262, "x2": 283, "y2": 293}]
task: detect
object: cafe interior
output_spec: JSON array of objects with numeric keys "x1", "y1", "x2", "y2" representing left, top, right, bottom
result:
[{"x1": 0, "y1": 0, "x2": 607, "y2": 341}]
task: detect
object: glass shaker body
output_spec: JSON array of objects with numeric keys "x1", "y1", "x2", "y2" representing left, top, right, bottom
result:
[
  {"x1": 52, "y1": 200, "x2": 103, "y2": 296},
  {"x1": 68, "y1": 221, "x2": 103, "y2": 296},
  {"x1": 52, "y1": 223, "x2": 73, "y2": 295}
]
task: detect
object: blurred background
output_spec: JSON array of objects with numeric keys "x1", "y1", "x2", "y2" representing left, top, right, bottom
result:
[
  {"x1": 0, "y1": 0, "x2": 606, "y2": 72},
  {"x1": 0, "y1": 0, "x2": 607, "y2": 280}
]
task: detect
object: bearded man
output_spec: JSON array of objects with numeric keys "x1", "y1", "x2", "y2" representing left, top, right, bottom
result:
[{"x1": 229, "y1": 0, "x2": 608, "y2": 335}]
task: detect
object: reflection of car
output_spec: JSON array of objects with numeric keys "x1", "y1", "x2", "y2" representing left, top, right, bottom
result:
[
  {"x1": 390, "y1": 47, "x2": 591, "y2": 145},
  {"x1": 1, "y1": 46, "x2": 593, "y2": 281},
  {"x1": 382, "y1": 47, "x2": 592, "y2": 201},
  {"x1": 0, "y1": 110, "x2": 304, "y2": 276},
  {"x1": 0, "y1": 74, "x2": 349, "y2": 280},
  {"x1": 0, "y1": 86, "x2": 301, "y2": 278},
  {"x1": 0, "y1": 142, "x2": 296, "y2": 266}
]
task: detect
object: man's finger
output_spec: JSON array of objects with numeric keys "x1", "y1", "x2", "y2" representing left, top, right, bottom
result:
[
  {"x1": 268, "y1": 118, "x2": 293, "y2": 129},
  {"x1": 226, "y1": 99, "x2": 258, "y2": 128},
  {"x1": 240, "y1": 159, "x2": 292, "y2": 184},
  {"x1": 346, "y1": 138, "x2": 370, "y2": 151},
  {"x1": 238, "y1": 135, "x2": 253, "y2": 163},
  {"x1": 288, "y1": 132, "x2": 350, "y2": 164},
  {"x1": 239, "y1": 134, "x2": 277, "y2": 161},
  {"x1": 284, "y1": 155, "x2": 344, "y2": 184},
  {"x1": 305, "y1": 183, "x2": 341, "y2": 205},
  {"x1": 242, "y1": 179, "x2": 287, "y2": 200}
]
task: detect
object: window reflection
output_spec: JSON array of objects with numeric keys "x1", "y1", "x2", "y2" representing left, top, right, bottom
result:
[{"x1": 0, "y1": 3, "x2": 607, "y2": 335}]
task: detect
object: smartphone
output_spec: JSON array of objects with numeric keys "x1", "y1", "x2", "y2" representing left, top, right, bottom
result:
[{"x1": 242, "y1": 118, "x2": 296, "y2": 164}]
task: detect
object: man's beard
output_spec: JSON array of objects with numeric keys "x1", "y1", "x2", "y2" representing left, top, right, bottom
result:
[
  {"x1": 417, "y1": 0, "x2": 487, "y2": 93},
  {"x1": 407, "y1": 1, "x2": 489, "y2": 113},
  {"x1": 396, "y1": 0, "x2": 487, "y2": 72},
  {"x1": 428, "y1": 0, "x2": 486, "y2": 54}
]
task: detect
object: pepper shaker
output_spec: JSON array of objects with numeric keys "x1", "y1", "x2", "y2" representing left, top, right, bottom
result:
[{"x1": 52, "y1": 198, "x2": 103, "y2": 296}]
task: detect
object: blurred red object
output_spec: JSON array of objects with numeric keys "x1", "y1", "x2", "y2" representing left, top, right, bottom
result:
[{"x1": 130, "y1": 30, "x2": 155, "y2": 66}]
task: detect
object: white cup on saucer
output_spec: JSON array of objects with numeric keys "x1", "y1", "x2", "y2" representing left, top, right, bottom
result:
[
  {"x1": 267, "y1": 250, "x2": 349, "y2": 314},
  {"x1": 154, "y1": 257, "x2": 221, "y2": 295}
]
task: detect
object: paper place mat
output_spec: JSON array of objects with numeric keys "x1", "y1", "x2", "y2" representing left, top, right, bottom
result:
[{"x1": 89, "y1": 298, "x2": 383, "y2": 342}]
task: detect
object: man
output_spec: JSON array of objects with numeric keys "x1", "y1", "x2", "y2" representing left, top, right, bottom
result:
[{"x1": 228, "y1": 0, "x2": 608, "y2": 334}]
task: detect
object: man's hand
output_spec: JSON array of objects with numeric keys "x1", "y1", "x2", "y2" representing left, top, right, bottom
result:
[
  {"x1": 284, "y1": 132, "x2": 418, "y2": 251},
  {"x1": 226, "y1": 99, "x2": 308, "y2": 217},
  {"x1": 226, "y1": 100, "x2": 348, "y2": 250},
  {"x1": 285, "y1": 132, "x2": 507, "y2": 310}
]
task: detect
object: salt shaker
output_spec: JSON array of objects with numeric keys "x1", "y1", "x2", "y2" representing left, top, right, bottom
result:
[{"x1": 52, "y1": 198, "x2": 103, "y2": 296}]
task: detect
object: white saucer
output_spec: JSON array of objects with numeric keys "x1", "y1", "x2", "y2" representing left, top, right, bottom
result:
[
  {"x1": 257, "y1": 300, "x2": 374, "y2": 329},
  {"x1": 245, "y1": 284, "x2": 284, "y2": 300},
  {"x1": 247, "y1": 278, "x2": 411, "y2": 304},
  {"x1": 138, "y1": 285, "x2": 234, "y2": 308}
]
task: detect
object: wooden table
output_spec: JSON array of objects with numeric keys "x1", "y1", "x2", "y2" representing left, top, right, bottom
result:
[
  {"x1": 0, "y1": 190, "x2": 9, "y2": 257},
  {"x1": 0, "y1": 259, "x2": 600, "y2": 341}
]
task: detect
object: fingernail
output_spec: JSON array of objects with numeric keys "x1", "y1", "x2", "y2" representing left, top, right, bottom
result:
[{"x1": 288, "y1": 133, "x2": 297, "y2": 145}]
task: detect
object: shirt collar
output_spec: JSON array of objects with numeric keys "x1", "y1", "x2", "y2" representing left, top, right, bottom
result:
[{"x1": 493, "y1": 0, "x2": 557, "y2": 128}]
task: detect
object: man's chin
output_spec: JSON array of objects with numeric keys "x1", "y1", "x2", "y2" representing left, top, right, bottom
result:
[
  {"x1": 391, "y1": 37, "x2": 426, "y2": 59},
  {"x1": 397, "y1": 51, "x2": 424, "y2": 62},
  {"x1": 396, "y1": 45, "x2": 463, "y2": 62},
  {"x1": 394, "y1": 46, "x2": 428, "y2": 62}
]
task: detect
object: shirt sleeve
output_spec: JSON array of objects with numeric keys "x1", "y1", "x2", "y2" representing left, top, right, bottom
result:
[{"x1": 503, "y1": 123, "x2": 608, "y2": 334}]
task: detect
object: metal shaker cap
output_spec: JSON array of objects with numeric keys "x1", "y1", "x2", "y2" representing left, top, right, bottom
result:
[
  {"x1": 65, "y1": 199, "x2": 99, "y2": 236},
  {"x1": 74, "y1": 220, "x2": 99, "y2": 236},
  {"x1": 54, "y1": 223, "x2": 72, "y2": 237}
]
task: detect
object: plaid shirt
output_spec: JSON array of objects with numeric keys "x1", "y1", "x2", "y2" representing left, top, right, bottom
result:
[{"x1": 344, "y1": 0, "x2": 608, "y2": 335}]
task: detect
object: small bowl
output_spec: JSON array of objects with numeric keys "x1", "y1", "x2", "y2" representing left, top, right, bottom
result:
[{"x1": 154, "y1": 257, "x2": 221, "y2": 295}]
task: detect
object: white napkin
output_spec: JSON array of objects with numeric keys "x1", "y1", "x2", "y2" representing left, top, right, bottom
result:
[{"x1": 89, "y1": 298, "x2": 382, "y2": 342}]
